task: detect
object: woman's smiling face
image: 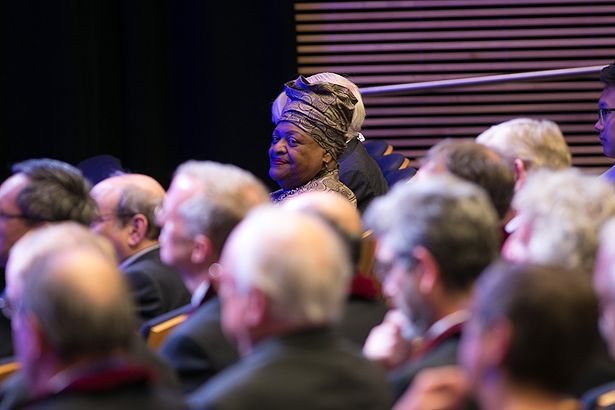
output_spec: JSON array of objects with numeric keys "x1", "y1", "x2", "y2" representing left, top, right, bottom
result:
[{"x1": 269, "y1": 122, "x2": 328, "y2": 190}]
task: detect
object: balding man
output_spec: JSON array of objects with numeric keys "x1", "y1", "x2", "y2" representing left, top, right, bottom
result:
[
  {"x1": 10, "y1": 235, "x2": 184, "y2": 409},
  {"x1": 0, "y1": 223, "x2": 182, "y2": 410},
  {"x1": 91, "y1": 174, "x2": 190, "y2": 322},
  {"x1": 188, "y1": 207, "x2": 392, "y2": 410},
  {"x1": 414, "y1": 139, "x2": 515, "y2": 227},
  {"x1": 283, "y1": 191, "x2": 387, "y2": 346}
]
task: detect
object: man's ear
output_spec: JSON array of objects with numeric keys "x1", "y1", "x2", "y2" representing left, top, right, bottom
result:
[
  {"x1": 191, "y1": 234, "x2": 215, "y2": 266},
  {"x1": 482, "y1": 317, "x2": 512, "y2": 368},
  {"x1": 513, "y1": 158, "x2": 527, "y2": 192},
  {"x1": 127, "y1": 214, "x2": 148, "y2": 247},
  {"x1": 21, "y1": 313, "x2": 47, "y2": 362},
  {"x1": 244, "y1": 288, "x2": 267, "y2": 328},
  {"x1": 412, "y1": 246, "x2": 440, "y2": 294}
]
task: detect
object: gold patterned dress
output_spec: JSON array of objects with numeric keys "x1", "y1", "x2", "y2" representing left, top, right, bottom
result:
[{"x1": 270, "y1": 168, "x2": 357, "y2": 207}]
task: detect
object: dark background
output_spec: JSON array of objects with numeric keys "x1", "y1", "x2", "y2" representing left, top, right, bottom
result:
[{"x1": 0, "y1": 0, "x2": 297, "y2": 188}]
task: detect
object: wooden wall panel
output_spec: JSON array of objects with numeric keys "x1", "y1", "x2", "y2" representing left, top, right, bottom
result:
[{"x1": 294, "y1": 0, "x2": 615, "y2": 172}]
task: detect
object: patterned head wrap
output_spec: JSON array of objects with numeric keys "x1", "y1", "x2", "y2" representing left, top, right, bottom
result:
[{"x1": 277, "y1": 76, "x2": 357, "y2": 160}]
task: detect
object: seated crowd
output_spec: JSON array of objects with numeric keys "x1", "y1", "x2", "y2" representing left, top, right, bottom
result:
[{"x1": 0, "y1": 63, "x2": 615, "y2": 410}]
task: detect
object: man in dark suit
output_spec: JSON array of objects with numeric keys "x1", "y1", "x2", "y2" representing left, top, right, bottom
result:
[
  {"x1": 91, "y1": 173, "x2": 190, "y2": 323},
  {"x1": 282, "y1": 191, "x2": 387, "y2": 347},
  {"x1": 188, "y1": 207, "x2": 392, "y2": 410},
  {"x1": 0, "y1": 158, "x2": 97, "y2": 358},
  {"x1": 7, "y1": 224, "x2": 185, "y2": 410},
  {"x1": 0, "y1": 223, "x2": 183, "y2": 410},
  {"x1": 362, "y1": 173, "x2": 500, "y2": 400},
  {"x1": 395, "y1": 262, "x2": 599, "y2": 410},
  {"x1": 157, "y1": 161, "x2": 270, "y2": 394}
]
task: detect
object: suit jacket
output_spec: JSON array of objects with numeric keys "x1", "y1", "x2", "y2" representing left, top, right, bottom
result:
[
  {"x1": 389, "y1": 330, "x2": 461, "y2": 399},
  {"x1": 0, "y1": 315, "x2": 12, "y2": 359},
  {"x1": 187, "y1": 327, "x2": 393, "y2": 410},
  {"x1": 338, "y1": 138, "x2": 388, "y2": 213},
  {"x1": 19, "y1": 361, "x2": 185, "y2": 410},
  {"x1": 337, "y1": 295, "x2": 388, "y2": 348},
  {"x1": 121, "y1": 246, "x2": 191, "y2": 323},
  {"x1": 159, "y1": 296, "x2": 239, "y2": 394},
  {"x1": 0, "y1": 335, "x2": 182, "y2": 410}
]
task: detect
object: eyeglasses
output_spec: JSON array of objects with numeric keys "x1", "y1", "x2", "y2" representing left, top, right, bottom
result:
[
  {"x1": 0, "y1": 210, "x2": 28, "y2": 221},
  {"x1": 91, "y1": 212, "x2": 136, "y2": 225},
  {"x1": 599, "y1": 108, "x2": 615, "y2": 123},
  {"x1": 373, "y1": 254, "x2": 418, "y2": 284}
]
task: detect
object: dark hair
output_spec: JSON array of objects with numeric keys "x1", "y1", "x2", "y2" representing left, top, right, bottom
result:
[
  {"x1": 475, "y1": 261, "x2": 600, "y2": 394},
  {"x1": 116, "y1": 184, "x2": 161, "y2": 240},
  {"x1": 600, "y1": 62, "x2": 615, "y2": 87},
  {"x1": 427, "y1": 139, "x2": 515, "y2": 219},
  {"x1": 12, "y1": 158, "x2": 96, "y2": 225}
]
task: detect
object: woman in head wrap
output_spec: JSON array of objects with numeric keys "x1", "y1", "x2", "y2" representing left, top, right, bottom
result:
[{"x1": 269, "y1": 75, "x2": 357, "y2": 206}]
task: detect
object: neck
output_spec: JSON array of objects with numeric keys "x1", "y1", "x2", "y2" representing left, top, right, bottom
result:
[
  {"x1": 123, "y1": 240, "x2": 157, "y2": 261},
  {"x1": 242, "y1": 321, "x2": 321, "y2": 356},
  {"x1": 431, "y1": 290, "x2": 470, "y2": 324},
  {"x1": 185, "y1": 272, "x2": 210, "y2": 295}
]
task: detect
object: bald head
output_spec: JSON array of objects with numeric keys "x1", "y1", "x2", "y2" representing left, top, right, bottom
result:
[
  {"x1": 91, "y1": 173, "x2": 165, "y2": 260},
  {"x1": 222, "y1": 207, "x2": 352, "y2": 328},
  {"x1": 6, "y1": 222, "x2": 116, "y2": 304},
  {"x1": 18, "y1": 243, "x2": 134, "y2": 365},
  {"x1": 282, "y1": 191, "x2": 362, "y2": 237}
]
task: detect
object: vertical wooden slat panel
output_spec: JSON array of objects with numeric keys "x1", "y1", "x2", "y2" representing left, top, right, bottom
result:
[{"x1": 294, "y1": 0, "x2": 615, "y2": 172}]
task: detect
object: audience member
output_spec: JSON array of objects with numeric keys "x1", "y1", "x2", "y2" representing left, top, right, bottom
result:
[
  {"x1": 272, "y1": 72, "x2": 388, "y2": 212},
  {"x1": 282, "y1": 191, "x2": 387, "y2": 346},
  {"x1": 188, "y1": 207, "x2": 393, "y2": 410},
  {"x1": 414, "y1": 138, "x2": 515, "y2": 224},
  {"x1": 459, "y1": 262, "x2": 597, "y2": 410},
  {"x1": 4, "y1": 223, "x2": 185, "y2": 409},
  {"x1": 596, "y1": 61, "x2": 615, "y2": 183},
  {"x1": 503, "y1": 168, "x2": 615, "y2": 275},
  {"x1": 0, "y1": 223, "x2": 183, "y2": 410},
  {"x1": 0, "y1": 158, "x2": 95, "y2": 358},
  {"x1": 582, "y1": 218, "x2": 615, "y2": 409},
  {"x1": 476, "y1": 117, "x2": 571, "y2": 191},
  {"x1": 91, "y1": 174, "x2": 190, "y2": 323},
  {"x1": 502, "y1": 168, "x2": 615, "y2": 396},
  {"x1": 269, "y1": 75, "x2": 357, "y2": 206},
  {"x1": 362, "y1": 173, "x2": 499, "y2": 399},
  {"x1": 157, "y1": 161, "x2": 269, "y2": 394}
]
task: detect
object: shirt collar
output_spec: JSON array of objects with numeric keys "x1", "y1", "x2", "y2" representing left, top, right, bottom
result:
[{"x1": 118, "y1": 244, "x2": 160, "y2": 271}]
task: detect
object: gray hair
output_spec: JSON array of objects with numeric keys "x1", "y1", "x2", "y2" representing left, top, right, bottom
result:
[
  {"x1": 7, "y1": 222, "x2": 117, "y2": 301},
  {"x1": 174, "y1": 161, "x2": 270, "y2": 254},
  {"x1": 365, "y1": 173, "x2": 499, "y2": 292},
  {"x1": 600, "y1": 218, "x2": 615, "y2": 290},
  {"x1": 476, "y1": 118, "x2": 571, "y2": 170},
  {"x1": 271, "y1": 72, "x2": 365, "y2": 140},
  {"x1": 17, "y1": 229, "x2": 133, "y2": 362},
  {"x1": 224, "y1": 207, "x2": 352, "y2": 325},
  {"x1": 513, "y1": 168, "x2": 615, "y2": 273},
  {"x1": 116, "y1": 183, "x2": 162, "y2": 240}
]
